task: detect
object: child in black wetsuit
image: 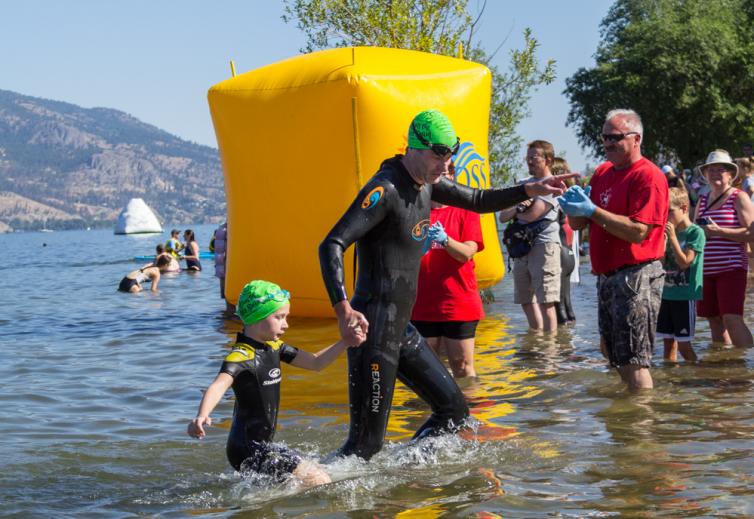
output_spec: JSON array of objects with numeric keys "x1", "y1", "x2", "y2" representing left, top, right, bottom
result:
[{"x1": 187, "y1": 280, "x2": 364, "y2": 487}]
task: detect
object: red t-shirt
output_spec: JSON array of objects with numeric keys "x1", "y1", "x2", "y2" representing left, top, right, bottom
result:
[
  {"x1": 411, "y1": 205, "x2": 485, "y2": 321},
  {"x1": 562, "y1": 216, "x2": 574, "y2": 247},
  {"x1": 588, "y1": 157, "x2": 668, "y2": 274}
]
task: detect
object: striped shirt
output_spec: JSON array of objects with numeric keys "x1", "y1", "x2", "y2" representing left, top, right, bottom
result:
[{"x1": 697, "y1": 189, "x2": 748, "y2": 275}]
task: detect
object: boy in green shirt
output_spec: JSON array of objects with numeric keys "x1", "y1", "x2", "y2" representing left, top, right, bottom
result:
[{"x1": 657, "y1": 187, "x2": 705, "y2": 361}]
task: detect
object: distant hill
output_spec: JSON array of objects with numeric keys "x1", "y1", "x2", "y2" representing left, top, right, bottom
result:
[{"x1": 0, "y1": 89, "x2": 225, "y2": 232}]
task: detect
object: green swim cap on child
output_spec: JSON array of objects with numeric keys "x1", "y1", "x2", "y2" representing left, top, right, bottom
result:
[
  {"x1": 407, "y1": 109, "x2": 458, "y2": 149},
  {"x1": 236, "y1": 280, "x2": 290, "y2": 325}
]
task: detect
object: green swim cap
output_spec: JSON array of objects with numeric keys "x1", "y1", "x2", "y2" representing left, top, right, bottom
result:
[
  {"x1": 236, "y1": 280, "x2": 290, "y2": 325},
  {"x1": 407, "y1": 109, "x2": 457, "y2": 150}
]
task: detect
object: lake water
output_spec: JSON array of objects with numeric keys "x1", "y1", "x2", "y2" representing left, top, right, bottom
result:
[{"x1": 1, "y1": 226, "x2": 753, "y2": 517}]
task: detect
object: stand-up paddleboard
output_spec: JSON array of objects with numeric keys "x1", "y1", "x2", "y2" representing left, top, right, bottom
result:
[{"x1": 134, "y1": 252, "x2": 215, "y2": 261}]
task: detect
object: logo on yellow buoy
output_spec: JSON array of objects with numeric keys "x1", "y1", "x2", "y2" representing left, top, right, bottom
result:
[{"x1": 453, "y1": 142, "x2": 487, "y2": 189}]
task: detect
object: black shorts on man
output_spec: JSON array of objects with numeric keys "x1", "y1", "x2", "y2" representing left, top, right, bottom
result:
[
  {"x1": 656, "y1": 299, "x2": 696, "y2": 341},
  {"x1": 411, "y1": 320, "x2": 479, "y2": 340}
]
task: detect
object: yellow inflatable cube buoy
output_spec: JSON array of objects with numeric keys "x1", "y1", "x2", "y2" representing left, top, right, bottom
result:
[{"x1": 208, "y1": 46, "x2": 505, "y2": 317}]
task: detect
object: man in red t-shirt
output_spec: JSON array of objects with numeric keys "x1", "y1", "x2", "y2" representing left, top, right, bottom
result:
[{"x1": 561, "y1": 109, "x2": 668, "y2": 391}]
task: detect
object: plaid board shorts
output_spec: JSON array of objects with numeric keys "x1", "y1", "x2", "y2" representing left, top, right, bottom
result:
[{"x1": 597, "y1": 260, "x2": 664, "y2": 368}]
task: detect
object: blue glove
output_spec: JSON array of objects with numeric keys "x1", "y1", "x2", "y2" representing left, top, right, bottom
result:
[
  {"x1": 557, "y1": 185, "x2": 595, "y2": 217},
  {"x1": 421, "y1": 236, "x2": 432, "y2": 255},
  {"x1": 428, "y1": 222, "x2": 449, "y2": 247}
]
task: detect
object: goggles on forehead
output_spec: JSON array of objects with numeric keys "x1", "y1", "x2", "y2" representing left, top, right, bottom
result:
[
  {"x1": 411, "y1": 122, "x2": 460, "y2": 158},
  {"x1": 251, "y1": 289, "x2": 290, "y2": 304}
]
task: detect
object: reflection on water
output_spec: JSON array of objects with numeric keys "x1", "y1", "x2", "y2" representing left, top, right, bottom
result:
[{"x1": 0, "y1": 227, "x2": 753, "y2": 516}]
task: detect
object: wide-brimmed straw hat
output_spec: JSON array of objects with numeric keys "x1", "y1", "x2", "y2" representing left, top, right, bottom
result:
[{"x1": 700, "y1": 149, "x2": 739, "y2": 179}]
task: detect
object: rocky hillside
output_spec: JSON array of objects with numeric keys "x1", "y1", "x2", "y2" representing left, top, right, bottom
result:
[{"x1": 0, "y1": 89, "x2": 225, "y2": 231}]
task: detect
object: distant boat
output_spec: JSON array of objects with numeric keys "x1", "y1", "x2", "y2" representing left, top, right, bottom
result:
[
  {"x1": 114, "y1": 198, "x2": 162, "y2": 234},
  {"x1": 40, "y1": 219, "x2": 53, "y2": 232}
]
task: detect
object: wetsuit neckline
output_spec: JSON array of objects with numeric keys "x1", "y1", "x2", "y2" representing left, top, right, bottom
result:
[
  {"x1": 235, "y1": 332, "x2": 274, "y2": 350},
  {"x1": 385, "y1": 155, "x2": 423, "y2": 191}
]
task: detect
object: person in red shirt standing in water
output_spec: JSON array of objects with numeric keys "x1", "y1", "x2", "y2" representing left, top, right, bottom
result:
[
  {"x1": 411, "y1": 162, "x2": 484, "y2": 379},
  {"x1": 561, "y1": 109, "x2": 668, "y2": 391}
]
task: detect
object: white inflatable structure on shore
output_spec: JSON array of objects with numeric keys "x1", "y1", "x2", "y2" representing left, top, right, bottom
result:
[{"x1": 114, "y1": 198, "x2": 162, "y2": 234}]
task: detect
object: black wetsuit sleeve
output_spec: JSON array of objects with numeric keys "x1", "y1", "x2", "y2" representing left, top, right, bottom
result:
[
  {"x1": 220, "y1": 362, "x2": 242, "y2": 378},
  {"x1": 319, "y1": 178, "x2": 392, "y2": 306},
  {"x1": 279, "y1": 343, "x2": 299, "y2": 364},
  {"x1": 431, "y1": 177, "x2": 529, "y2": 213}
]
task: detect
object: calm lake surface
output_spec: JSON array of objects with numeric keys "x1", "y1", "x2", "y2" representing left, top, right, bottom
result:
[{"x1": 1, "y1": 225, "x2": 753, "y2": 518}]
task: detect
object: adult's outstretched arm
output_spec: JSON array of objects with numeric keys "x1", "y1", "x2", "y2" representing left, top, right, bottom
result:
[
  {"x1": 432, "y1": 173, "x2": 576, "y2": 213},
  {"x1": 432, "y1": 178, "x2": 528, "y2": 212}
]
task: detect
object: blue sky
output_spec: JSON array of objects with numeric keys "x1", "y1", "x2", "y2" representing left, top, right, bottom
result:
[{"x1": 0, "y1": 1, "x2": 611, "y2": 175}]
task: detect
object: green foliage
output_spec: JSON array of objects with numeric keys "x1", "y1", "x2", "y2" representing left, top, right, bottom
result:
[
  {"x1": 565, "y1": 0, "x2": 754, "y2": 167},
  {"x1": 282, "y1": 0, "x2": 555, "y2": 185}
]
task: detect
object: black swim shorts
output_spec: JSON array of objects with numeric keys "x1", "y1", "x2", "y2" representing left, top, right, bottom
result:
[
  {"x1": 118, "y1": 277, "x2": 138, "y2": 292},
  {"x1": 411, "y1": 320, "x2": 479, "y2": 340},
  {"x1": 234, "y1": 440, "x2": 302, "y2": 482}
]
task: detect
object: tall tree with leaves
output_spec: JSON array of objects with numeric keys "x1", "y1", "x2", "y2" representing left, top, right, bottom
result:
[
  {"x1": 282, "y1": 0, "x2": 555, "y2": 185},
  {"x1": 565, "y1": 0, "x2": 754, "y2": 167}
]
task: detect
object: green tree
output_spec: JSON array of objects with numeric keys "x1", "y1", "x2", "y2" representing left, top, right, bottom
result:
[
  {"x1": 282, "y1": 0, "x2": 555, "y2": 185},
  {"x1": 565, "y1": 0, "x2": 754, "y2": 167}
]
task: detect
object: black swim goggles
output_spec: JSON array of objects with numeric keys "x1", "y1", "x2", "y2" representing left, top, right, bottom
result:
[
  {"x1": 252, "y1": 289, "x2": 290, "y2": 304},
  {"x1": 411, "y1": 122, "x2": 460, "y2": 158}
]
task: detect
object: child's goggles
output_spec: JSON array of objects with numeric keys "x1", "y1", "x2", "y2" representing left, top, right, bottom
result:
[{"x1": 252, "y1": 289, "x2": 290, "y2": 304}]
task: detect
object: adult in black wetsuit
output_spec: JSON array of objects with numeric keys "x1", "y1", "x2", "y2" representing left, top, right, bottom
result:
[{"x1": 319, "y1": 109, "x2": 575, "y2": 460}]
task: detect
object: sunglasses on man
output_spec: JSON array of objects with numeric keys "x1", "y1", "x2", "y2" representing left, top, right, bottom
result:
[
  {"x1": 602, "y1": 132, "x2": 639, "y2": 143},
  {"x1": 411, "y1": 122, "x2": 460, "y2": 158}
]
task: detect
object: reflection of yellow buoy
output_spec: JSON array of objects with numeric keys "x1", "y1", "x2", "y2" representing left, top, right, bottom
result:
[
  {"x1": 395, "y1": 503, "x2": 446, "y2": 518},
  {"x1": 478, "y1": 468, "x2": 505, "y2": 496},
  {"x1": 386, "y1": 313, "x2": 528, "y2": 440},
  {"x1": 459, "y1": 421, "x2": 517, "y2": 442},
  {"x1": 208, "y1": 47, "x2": 505, "y2": 317},
  {"x1": 475, "y1": 511, "x2": 504, "y2": 519}
]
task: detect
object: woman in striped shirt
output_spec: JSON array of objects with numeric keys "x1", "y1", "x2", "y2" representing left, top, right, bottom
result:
[{"x1": 695, "y1": 150, "x2": 754, "y2": 347}]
